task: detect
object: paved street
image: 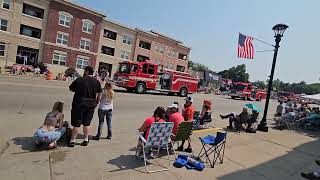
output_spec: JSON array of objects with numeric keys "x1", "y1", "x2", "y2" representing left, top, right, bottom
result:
[{"x1": 0, "y1": 76, "x2": 319, "y2": 180}]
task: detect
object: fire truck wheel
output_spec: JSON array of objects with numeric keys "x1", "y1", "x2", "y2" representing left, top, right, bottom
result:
[
  {"x1": 136, "y1": 83, "x2": 146, "y2": 94},
  {"x1": 179, "y1": 87, "x2": 188, "y2": 97}
]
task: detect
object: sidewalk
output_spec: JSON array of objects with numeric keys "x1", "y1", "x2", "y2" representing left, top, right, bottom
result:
[{"x1": 0, "y1": 127, "x2": 319, "y2": 180}]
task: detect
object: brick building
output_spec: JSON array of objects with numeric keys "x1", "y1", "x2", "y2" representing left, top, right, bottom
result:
[
  {"x1": 134, "y1": 29, "x2": 190, "y2": 72},
  {"x1": 0, "y1": 0, "x2": 50, "y2": 68},
  {"x1": 42, "y1": 0, "x2": 105, "y2": 75},
  {"x1": 96, "y1": 20, "x2": 136, "y2": 76},
  {"x1": 0, "y1": 0, "x2": 191, "y2": 76}
]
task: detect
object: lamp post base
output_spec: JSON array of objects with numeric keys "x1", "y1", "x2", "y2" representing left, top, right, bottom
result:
[{"x1": 257, "y1": 122, "x2": 269, "y2": 132}]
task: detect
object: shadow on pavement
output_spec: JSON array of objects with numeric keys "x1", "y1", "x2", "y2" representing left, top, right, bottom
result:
[
  {"x1": 106, "y1": 154, "x2": 147, "y2": 173},
  {"x1": 12, "y1": 136, "x2": 69, "y2": 153},
  {"x1": 217, "y1": 136, "x2": 320, "y2": 180}
]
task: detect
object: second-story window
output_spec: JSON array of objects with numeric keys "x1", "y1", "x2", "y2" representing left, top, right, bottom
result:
[
  {"x1": 101, "y1": 46, "x2": 115, "y2": 56},
  {"x1": 20, "y1": 25, "x2": 41, "y2": 39},
  {"x1": 80, "y1": 38, "x2": 91, "y2": 50},
  {"x1": 0, "y1": 42, "x2": 5, "y2": 56},
  {"x1": 0, "y1": 19, "x2": 8, "y2": 31},
  {"x1": 2, "y1": 0, "x2": 10, "y2": 9},
  {"x1": 120, "y1": 50, "x2": 130, "y2": 60},
  {"x1": 122, "y1": 35, "x2": 133, "y2": 45},
  {"x1": 103, "y1": 29, "x2": 117, "y2": 40},
  {"x1": 59, "y1": 12, "x2": 72, "y2": 27},
  {"x1": 22, "y1": 3, "x2": 44, "y2": 19},
  {"x1": 178, "y1": 53, "x2": 187, "y2": 60},
  {"x1": 139, "y1": 40, "x2": 151, "y2": 50},
  {"x1": 82, "y1": 20, "x2": 94, "y2": 34},
  {"x1": 56, "y1": 32, "x2": 68, "y2": 46}
]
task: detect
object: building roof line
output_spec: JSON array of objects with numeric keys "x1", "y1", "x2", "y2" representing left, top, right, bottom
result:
[
  {"x1": 150, "y1": 30, "x2": 182, "y2": 43},
  {"x1": 104, "y1": 19, "x2": 136, "y2": 32},
  {"x1": 135, "y1": 28, "x2": 158, "y2": 37},
  {"x1": 55, "y1": 0, "x2": 106, "y2": 17}
]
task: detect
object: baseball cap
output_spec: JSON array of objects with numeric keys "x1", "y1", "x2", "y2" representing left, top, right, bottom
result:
[
  {"x1": 185, "y1": 96, "x2": 193, "y2": 103},
  {"x1": 167, "y1": 103, "x2": 179, "y2": 109}
]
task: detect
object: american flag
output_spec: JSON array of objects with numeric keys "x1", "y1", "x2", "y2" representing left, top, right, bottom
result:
[{"x1": 238, "y1": 33, "x2": 254, "y2": 59}]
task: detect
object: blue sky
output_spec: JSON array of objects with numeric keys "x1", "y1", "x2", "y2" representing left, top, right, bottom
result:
[{"x1": 75, "y1": 0, "x2": 319, "y2": 83}]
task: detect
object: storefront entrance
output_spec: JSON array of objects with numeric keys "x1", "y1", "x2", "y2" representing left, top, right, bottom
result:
[{"x1": 16, "y1": 46, "x2": 39, "y2": 65}]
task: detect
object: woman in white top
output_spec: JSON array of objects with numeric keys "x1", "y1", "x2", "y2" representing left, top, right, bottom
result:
[{"x1": 93, "y1": 81, "x2": 114, "y2": 140}]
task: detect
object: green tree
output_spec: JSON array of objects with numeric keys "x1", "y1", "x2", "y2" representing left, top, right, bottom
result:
[
  {"x1": 218, "y1": 64, "x2": 249, "y2": 82},
  {"x1": 253, "y1": 80, "x2": 266, "y2": 89},
  {"x1": 188, "y1": 60, "x2": 209, "y2": 72}
]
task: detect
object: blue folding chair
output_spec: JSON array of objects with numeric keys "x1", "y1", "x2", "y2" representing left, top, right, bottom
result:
[{"x1": 197, "y1": 131, "x2": 227, "y2": 168}]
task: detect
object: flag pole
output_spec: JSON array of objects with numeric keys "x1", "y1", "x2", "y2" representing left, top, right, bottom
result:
[{"x1": 240, "y1": 33, "x2": 275, "y2": 47}]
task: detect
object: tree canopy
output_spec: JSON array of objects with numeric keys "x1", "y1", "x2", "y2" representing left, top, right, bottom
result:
[
  {"x1": 188, "y1": 60, "x2": 209, "y2": 72},
  {"x1": 218, "y1": 64, "x2": 249, "y2": 82}
]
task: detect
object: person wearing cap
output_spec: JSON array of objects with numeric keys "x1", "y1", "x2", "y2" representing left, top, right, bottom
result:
[
  {"x1": 68, "y1": 66, "x2": 102, "y2": 147},
  {"x1": 168, "y1": 103, "x2": 184, "y2": 136},
  {"x1": 178, "y1": 96, "x2": 195, "y2": 152},
  {"x1": 182, "y1": 97, "x2": 195, "y2": 122}
]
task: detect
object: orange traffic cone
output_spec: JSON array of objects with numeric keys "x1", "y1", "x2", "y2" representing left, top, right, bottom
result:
[{"x1": 46, "y1": 71, "x2": 54, "y2": 80}]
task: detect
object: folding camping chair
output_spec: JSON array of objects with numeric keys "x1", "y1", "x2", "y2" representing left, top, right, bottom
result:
[
  {"x1": 193, "y1": 111, "x2": 213, "y2": 130},
  {"x1": 136, "y1": 122, "x2": 174, "y2": 173},
  {"x1": 197, "y1": 131, "x2": 227, "y2": 168},
  {"x1": 171, "y1": 121, "x2": 193, "y2": 152}
]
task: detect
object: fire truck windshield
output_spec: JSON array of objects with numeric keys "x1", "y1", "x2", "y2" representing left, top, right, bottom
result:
[
  {"x1": 231, "y1": 84, "x2": 246, "y2": 91},
  {"x1": 118, "y1": 63, "x2": 130, "y2": 73},
  {"x1": 118, "y1": 63, "x2": 138, "y2": 73}
]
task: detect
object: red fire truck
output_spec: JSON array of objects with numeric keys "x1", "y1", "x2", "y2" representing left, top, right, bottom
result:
[
  {"x1": 113, "y1": 60, "x2": 198, "y2": 96},
  {"x1": 229, "y1": 82, "x2": 267, "y2": 101}
]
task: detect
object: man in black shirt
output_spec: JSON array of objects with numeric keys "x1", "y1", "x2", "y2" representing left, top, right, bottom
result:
[{"x1": 68, "y1": 66, "x2": 102, "y2": 147}]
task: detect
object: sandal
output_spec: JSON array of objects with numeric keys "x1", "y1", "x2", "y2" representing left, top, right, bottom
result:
[{"x1": 48, "y1": 143, "x2": 57, "y2": 150}]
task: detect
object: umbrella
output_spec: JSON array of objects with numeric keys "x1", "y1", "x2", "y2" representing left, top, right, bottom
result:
[{"x1": 245, "y1": 104, "x2": 262, "y2": 113}]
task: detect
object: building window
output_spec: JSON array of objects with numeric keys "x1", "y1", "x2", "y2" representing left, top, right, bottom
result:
[
  {"x1": 101, "y1": 46, "x2": 115, "y2": 56},
  {"x1": 103, "y1": 29, "x2": 117, "y2": 40},
  {"x1": 122, "y1": 35, "x2": 133, "y2": 45},
  {"x1": 59, "y1": 12, "x2": 72, "y2": 27},
  {"x1": 52, "y1": 52, "x2": 66, "y2": 66},
  {"x1": 154, "y1": 45, "x2": 159, "y2": 53},
  {"x1": 0, "y1": 42, "x2": 5, "y2": 56},
  {"x1": 139, "y1": 40, "x2": 151, "y2": 50},
  {"x1": 56, "y1": 32, "x2": 68, "y2": 45},
  {"x1": 80, "y1": 39, "x2": 91, "y2": 50},
  {"x1": 22, "y1": 3, "x2": 44, "y2": 19},
  {"x1": 176, "y1": 65, "x2": 185, "y2": 72},
  {"x1": 0, "y1": 19, "x2": 8, "y2": 31},
  {"x1": 2, "y1": 0, "x2": 10, "y2": 9},
  {"x1": 137, "y1": 55, "x2": 149, "y2": 62},
  {"x1": 20, "y1": 25, "x2": 41, "y2": 39},
  {"x1": 178, "y1": 53, "x2": 187, "y2": 60},
  {"x1": 167, "y1": 50, "x2": 175, "y2": 58},
  {"x1": 82, "y1": 20, "x2": 94, "y2": 34},
  {"x1": 120, "y1": 50, "x2": 130, "y2": 60},
  {"x1": 76, "y1": 57, "x2": 89, "y2": 69}
]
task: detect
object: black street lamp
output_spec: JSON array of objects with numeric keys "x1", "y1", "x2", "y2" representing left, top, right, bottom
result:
[{"x1": 258, "y1": 24, "x2": 288, "y2": 132}]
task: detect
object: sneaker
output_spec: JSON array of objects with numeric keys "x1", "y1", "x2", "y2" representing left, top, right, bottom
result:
[
  {"x1": 80, "y1": 140, "x2": 89, "y2": 146},
  {"x1": 301, "y1": 172, "x2": 320, "y2": 180},
  {"x1": 92, "y1": 136, "x2": 100, "y2": 141},
  {"x1": 176, "y1": 146, "x2": 184, "y2": 152},
  {"x1": 185, "y1": 147, "x2": 193, "y2": 153},
  {"x1": 220, "y1": 115, "x2": 224, "y2": 119},
  {"x1": 106, "y1": 136, "x2": 112, "y2": 140},
  {"x1": 316, "y1": 160, "x2": 320, "y2": 166},
  {"x1": 68, "y1": 142, "x2": 75, "y2": 148}
]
